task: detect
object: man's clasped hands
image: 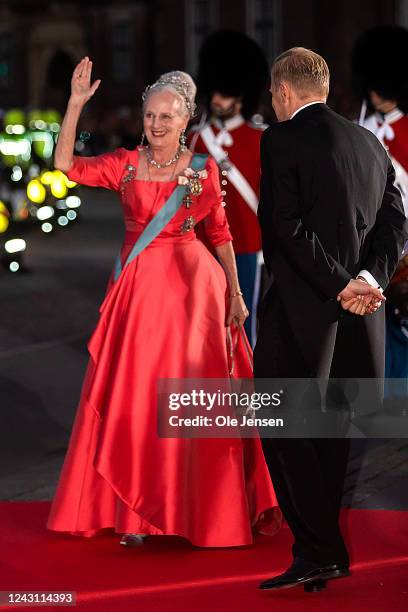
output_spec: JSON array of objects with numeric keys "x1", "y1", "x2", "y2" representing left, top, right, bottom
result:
[{"x1": 337, "y1": 278, "x2": 385, "y2": 316}]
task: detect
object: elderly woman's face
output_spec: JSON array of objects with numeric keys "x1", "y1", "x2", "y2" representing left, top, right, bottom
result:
[{"x1": 143, "y1": 90, "x2": 188, "y2": 149}]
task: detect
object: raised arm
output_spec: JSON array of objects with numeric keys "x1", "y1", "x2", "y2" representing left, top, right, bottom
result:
[{"x1": 54, "y1": 57, "x2": 101, "y2": 173}]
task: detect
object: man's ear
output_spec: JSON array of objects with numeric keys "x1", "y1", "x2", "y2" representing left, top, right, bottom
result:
[{"x1": 280, "y1": 81, "x2": 290, "y2": 103}]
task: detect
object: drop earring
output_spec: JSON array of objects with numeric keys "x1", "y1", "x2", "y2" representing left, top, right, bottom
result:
[
  {"x1": 140, "y1": 131, "x2": 146, "y2": 146},
  {"x1": 179, "y1": 130, "x2": 187, "y2": 151}
]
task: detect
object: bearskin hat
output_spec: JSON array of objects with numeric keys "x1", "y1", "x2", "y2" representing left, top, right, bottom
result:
[
  {"x1": 351, "y1": 25, "x2": 408, "y2": 113},
  {"x1": 196, "y1": 30, "x2": 269, "y2": 120}
]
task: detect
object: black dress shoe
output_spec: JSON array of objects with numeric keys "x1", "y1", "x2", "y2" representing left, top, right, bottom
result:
[{"x1": 259, "y1": 558, "x2": 350, "y2": 590}]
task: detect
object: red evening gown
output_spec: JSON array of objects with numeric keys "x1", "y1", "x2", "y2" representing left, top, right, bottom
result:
[{"x1": 47, "y1": 147, "x2": 281, "y2": 547}]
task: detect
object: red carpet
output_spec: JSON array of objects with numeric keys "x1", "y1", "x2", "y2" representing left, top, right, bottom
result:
[{"x1": 0, "y1": 503, "x2": 407, "y2": 611}]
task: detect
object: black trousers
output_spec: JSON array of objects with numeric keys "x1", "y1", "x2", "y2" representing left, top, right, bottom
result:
[
  {"x1": 260, "y1": 437, "x2": 350, "y2": 565},
  {"x1": 254, "y1": 288, "x2": 351, "y2": 566}
]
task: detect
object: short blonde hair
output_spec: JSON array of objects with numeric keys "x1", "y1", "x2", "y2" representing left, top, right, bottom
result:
[{"x1": 271, "y1": 47, "x2": 329, "y2": 98}]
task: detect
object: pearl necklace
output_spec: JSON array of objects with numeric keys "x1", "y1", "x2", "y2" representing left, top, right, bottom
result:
[{"x1": 146, "y1": 145, "x2": 182, "y2": 169}]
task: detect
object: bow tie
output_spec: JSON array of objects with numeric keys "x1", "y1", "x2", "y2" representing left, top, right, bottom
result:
[
  {"x1": 376, "y1": 120, "x2": 395, "y2": 141},
  {"x1": 215, "y1": 128, "x2": 234, "y2": 147}
]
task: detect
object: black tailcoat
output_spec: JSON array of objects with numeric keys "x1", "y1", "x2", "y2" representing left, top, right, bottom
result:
[
  {"x1": 254, "y1": 103, "x2": 408, "y2": 566},
  {"x1": 255, "y1": 103, "x2": 407, "y2": 380}
]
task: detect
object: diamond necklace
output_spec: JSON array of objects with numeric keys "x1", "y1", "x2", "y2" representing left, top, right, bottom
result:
[
  {"x1": 146, "y1": 145, "x2": 182, "y2": 169},
  {"x1": 147, "y1": 154, "x2": 180, "y2": 182}
]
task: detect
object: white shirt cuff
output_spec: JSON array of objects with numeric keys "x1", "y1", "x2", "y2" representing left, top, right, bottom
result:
[{"x1": 358, "y1": 270, "x2": 383, "y2": 291}]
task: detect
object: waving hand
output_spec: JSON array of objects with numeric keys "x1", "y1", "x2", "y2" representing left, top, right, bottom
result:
[{"x1": 70, "y1": 57, "x2": 101, "y2": 106}]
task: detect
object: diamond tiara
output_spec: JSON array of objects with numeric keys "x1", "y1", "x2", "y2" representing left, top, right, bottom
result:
[{"x1": 142, "y1": 75, "x2": 196, "y2": 116}]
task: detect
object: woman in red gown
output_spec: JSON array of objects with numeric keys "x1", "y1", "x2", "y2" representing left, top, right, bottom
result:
[{"x1": 47, "y1": 58, "x2": 281, "y2": 547}]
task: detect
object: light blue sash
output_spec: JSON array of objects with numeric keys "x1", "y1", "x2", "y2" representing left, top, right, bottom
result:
[{"x1": 113, "y1": 153, "x2": 208, "y2": 282}]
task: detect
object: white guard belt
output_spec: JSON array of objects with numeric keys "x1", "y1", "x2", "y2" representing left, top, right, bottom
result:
[{"x1": 200, "y1": 125, "x2": 258, "y2": 214}]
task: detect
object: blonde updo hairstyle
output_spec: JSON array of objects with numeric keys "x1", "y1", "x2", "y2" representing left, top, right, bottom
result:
[{"x1": 142, "y1": 70, "x2": 197, "y2": 118}]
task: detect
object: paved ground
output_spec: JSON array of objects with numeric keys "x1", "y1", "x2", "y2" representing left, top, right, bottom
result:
[{"x1": 0, "y1": 188, "x2": 407, "y2": 509}]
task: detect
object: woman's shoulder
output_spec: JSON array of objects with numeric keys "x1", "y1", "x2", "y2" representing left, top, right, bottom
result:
[
  {"x1": 205, "y1": 155, "x2": 220, "y2": 182},
  {"x1": 106, "y1": 147, "x2": 141, "y2": 181},
  {"x1": 111, "y1": 146, "x2": 140, "y2": 163}
]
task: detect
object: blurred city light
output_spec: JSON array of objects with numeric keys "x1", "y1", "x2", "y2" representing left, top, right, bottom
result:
[
  {"x1": 36, "y1": 205, "x2": 54, "y2": 221},
  {"x1": 40, "y1": 171, "x2": 54, "y2": 185},
  {"x1": 11, "y1": 165, "x2": 23, "y2": 181},
  {"x1": 27, "y1": 179, "x2": 46, "y2": 204},
  {"x1": 0, "y1": 139, "x2": 31, "y2": 158},
  {"x1": 50, "y1": 177, "x2": 68, "y2": 198},
  {"x1": 66, "y1": 209, "x2": 77, "y2": 221},
  {"x1": 0, "y1": 202, "x2": 10, "y2": 233},
  {"x1": 66, "y1": 195, "x2": 81, "y2": 208},
  {"x1": 1, "y1": 103, "x2": 79, "y2": 276},
  {"x1": 9, "y1": 261, "x2": 20, "y2": 272},
  {"x1": 5, "y1": 238, "x2": 26, "y2": 253}
]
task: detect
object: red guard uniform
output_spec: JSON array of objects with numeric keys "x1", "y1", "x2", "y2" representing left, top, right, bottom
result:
[
  {"x1": 353, "y1": 25, "x2": 408, "y2": 419},
  {"x1": 191, "y1": 115, "x2": 262, "y2": 254},
  {"x1": 353, "y1": 26, "x2": 408, "y2": 217},
  {"x1": 363, "y1": 108, "x2": 408, "y2": 216},
  {"x1": 384, "y1": 111, "x2": 408, "y2": 171},
  {"x1": 194, "y1": 30, "x2": 270, "y2": 345},
  {"x1": 189, "y1": 114, "x2": 265, "y2": 345}
]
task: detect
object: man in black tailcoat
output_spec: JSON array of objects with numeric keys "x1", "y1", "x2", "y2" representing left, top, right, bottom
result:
[{"x1": 254, "y1": 47, "x2": 408, "y2": 592}]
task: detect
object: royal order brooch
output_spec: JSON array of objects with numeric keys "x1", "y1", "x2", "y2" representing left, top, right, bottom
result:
[
  {"x1": 180, "y1": 215, "x2": 195, "y2": 234},
  {"x1": 120, "y1": 164, "x2": 137, "y2": 193},
  {"x1": 177, "y1": 168, "x2": 208, "y2": 209}
]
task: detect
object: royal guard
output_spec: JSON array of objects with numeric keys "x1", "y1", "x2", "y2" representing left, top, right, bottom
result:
[
  {"x1": 189, "y1": 30, "x2": 270, "y2": 346},
  {"x1": 352, "y1": 25, "x2": 408, "y2": 217},
  {"x1": 352, "y1": 27, "x2": 408, "y2": 384}
]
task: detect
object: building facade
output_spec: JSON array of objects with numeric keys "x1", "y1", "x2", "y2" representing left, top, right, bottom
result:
[{"x1": 0, "y1": 0, "x2": 403, "y2": 119}]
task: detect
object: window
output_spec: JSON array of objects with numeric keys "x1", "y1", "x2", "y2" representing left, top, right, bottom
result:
[
  {"x1": 111, "y1": 21, "x2": 133, "y2": 84},
  {"x1": 185, "y1": 0, "x2": 219, "y2": 73},
  {"x1": 246, "y1": 0, "x2": 281, "y2": 63}
]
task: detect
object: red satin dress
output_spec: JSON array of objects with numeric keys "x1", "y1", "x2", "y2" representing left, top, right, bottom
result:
[{"x1": 47, "y1": 147, "x2": 281, "y2": 547}]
